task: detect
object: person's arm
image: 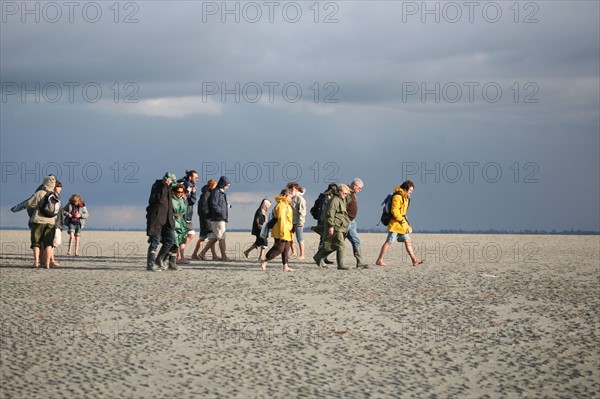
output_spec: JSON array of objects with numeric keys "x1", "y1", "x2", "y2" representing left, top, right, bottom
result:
[{"x1": 391, "y1": 194, "x2": 406, "y2": 224}]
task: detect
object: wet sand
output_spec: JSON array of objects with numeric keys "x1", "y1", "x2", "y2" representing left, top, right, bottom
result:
[{"x1": 1, "y1": 230, "x2": 598, "y2": 398}]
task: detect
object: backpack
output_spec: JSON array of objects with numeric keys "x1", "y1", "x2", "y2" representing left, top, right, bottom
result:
[
  {"x1": 39, "y1": 191, "x2": 61, "y2": 218},
  {"x1": 379, "y1": 193, "x2": 398, "y2": 226},
  {"x1": 310, "y1": 193, "x2": 328, "y2": 220}
]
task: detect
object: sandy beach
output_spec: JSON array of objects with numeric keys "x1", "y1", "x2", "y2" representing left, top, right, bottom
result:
[{"x1": 1, "y1": 230, "x2": 598, "y2": 398}]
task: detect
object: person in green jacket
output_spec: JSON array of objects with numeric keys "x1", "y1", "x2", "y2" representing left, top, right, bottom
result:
[
  {"x1": 167, "y1": 183, "x2": 188, "y2": 271},
  {"x1": 313, "y1": 184, "x2": 352, "y2": 270}
]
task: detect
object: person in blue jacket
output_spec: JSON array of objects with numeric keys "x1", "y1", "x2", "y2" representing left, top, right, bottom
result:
[{"x1": 198, "y1": 176, "x2": 233, "y2": 262}]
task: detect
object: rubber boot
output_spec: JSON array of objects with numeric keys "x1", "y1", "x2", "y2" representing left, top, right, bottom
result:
[
  {"x1": 313, "y1": 248, "x2": 330, "y2": 269},
  {"x1": 353, "y1": 247, "x2": 370, "y2": 269},
  {"x1": 154, "y1": 245, "x2": 170, "y2": 270},
  {"x1": 337, "y1": 249, "x2": 350, "y2": 270},
  {"x1": 147, "y1": 249, "x2": 159, "y2": 271},
  {"x1": 168, "y1": 253, "x2": 182, "y2": 271}
]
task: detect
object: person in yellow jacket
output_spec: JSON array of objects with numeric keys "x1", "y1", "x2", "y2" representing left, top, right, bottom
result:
[
  {"x1": 260, "y1": 188, "x2": 294, "y2": 272},
  {"x1": 375, "y1": 180, "x2": 424, "y2": 266}
]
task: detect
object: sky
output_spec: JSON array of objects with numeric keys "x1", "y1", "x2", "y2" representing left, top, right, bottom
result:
[{"x1": 1, "y1": 0, "x2": 599, "y2": 232}]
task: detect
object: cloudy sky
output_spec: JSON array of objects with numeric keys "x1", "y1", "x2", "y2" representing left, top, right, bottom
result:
[{"x1": 1, "y1": 1, "x2": 599, "y2": 232}]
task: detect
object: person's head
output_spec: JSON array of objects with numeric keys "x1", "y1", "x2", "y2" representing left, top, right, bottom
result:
[
  {"x1": 400, "y1": 180, "x2": 415, "y2": 196},
  {"x1": 279, "y1": 188, "x2": 292, "y2": 200},
  {"x1": 54, "y1": 180, "x2": 62, "y2": 193},
  {"x1": 172, "y1": 183, "x2": 186, "y2": 197},
  {"x1": 260, "y1": 198, "x2": 272, "y2": 210},
  {"x1": 217, "y1": 176, "x2": 231, "y2": 191},
  {"x1": 349, "y1": 178, "x2": 364, "y2": 193},
  {"x1": 163, "y1": 172, "x2": 176, "y2": 186},
  {"x1": 207, "y1": 179, "x2": 218, "y2": 190},
  {"x1": 338, "y1": 184, "x2": 351, "y2": 199},
  {"x1": 185, "y1": 170, "x2": 199, "y2": 184},
  {"x1": 286, "y1": 182, "x2": 301, "y2": 195},
  {"x1": 69, "y1": 194, "x2": 83, "y2": 206}
]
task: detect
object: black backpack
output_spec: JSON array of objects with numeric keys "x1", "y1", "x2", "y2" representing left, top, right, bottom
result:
[
  {"x1": 310, "y1": 193, "x2": 328, "y2": 220},
  {"x1": 39, "y1": 191, "x2": 61, "y2": 218},
  {"x1": 380, "y1": 192, "x2": 410, "y2": 226}
]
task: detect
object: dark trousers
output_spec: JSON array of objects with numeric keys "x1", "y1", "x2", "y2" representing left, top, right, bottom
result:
[{"x1": 265, "y1": 239, "x2": 291, "y2": 265}]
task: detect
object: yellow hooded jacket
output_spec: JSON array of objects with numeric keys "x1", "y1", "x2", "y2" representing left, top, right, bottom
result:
[
  {"x1": 271, "y1": 196, "x2": 293, "y2": 241},
  {"x1": 388, "y1": 187, "x2": 412, "y2": 235}
]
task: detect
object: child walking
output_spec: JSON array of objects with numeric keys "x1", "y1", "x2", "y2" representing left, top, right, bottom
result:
[
  {"x1": 64, "y1": 194, "x2": 88, "y2": 256},
  {"x1": 243, "y1": 198, "x2": 272, "y2": 260}
]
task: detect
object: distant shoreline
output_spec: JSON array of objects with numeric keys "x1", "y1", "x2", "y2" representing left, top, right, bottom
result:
[{"x1": 1, "y1": 227, "x2": 598, "y2": 235}]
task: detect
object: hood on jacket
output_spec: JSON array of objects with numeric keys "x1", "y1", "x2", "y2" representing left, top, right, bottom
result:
[
  {"x1": 42, "y1": 175, "x2": 56, "y2": 192},
  {"x1": 274, "y1": 195, "x2": 291, "y2": 205},
  {"x1": 394, "y1": 186, "x2": 408, "y2": 198},
  {"x1": 217, "y1": 176, "x2": 231, "y2": 189},
  {"x1": 259, "y1": 198, "x2": 271, "y2": 210}
]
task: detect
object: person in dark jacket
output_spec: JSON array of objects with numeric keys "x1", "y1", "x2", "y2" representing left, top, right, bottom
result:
[
  {"x1": 191, "y1": 179, "x2": 221, "y2": 260},
  {"x1": 198, "y1": 176, "x2": 232, "y2": 261},
  {"x1": 243, "y1": 198, "x2": 272, "y2": 260},
  {"x1": 145, "y1": 172, "x2": 177, "y2": 271}
]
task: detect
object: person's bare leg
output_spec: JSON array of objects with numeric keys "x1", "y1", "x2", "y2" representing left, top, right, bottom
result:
[
  {"x1": 298, "y1": 242, "x2": 305, "y2": 260},
  {"x1": 199, "y1": 239, "x2": 217, "y2": 260},
  {"x1": 376, "y1": 242, "x2": 391, "y2": 266},
  {"x1": 43, "y1": 246, "x2": 53, "y2": 269},
  {"x1": 191, "y1": 238, "x2": 203, "y2": 259},
  {"x1": 258, "y1": 247, "x2": 265, "y2": 260},
  {"x1": 219, "y1": 240, "x2": 232, "y2": 261},
  {"x1": 74, "y1": 236, "x2": 80, "y2": 256},
  {"x1": 404, "y1": 241, "x2": 424, "y2": 266},
  {"x1": 243, "y1": 244, "x2": 257, "y2": 259},
  {"x1": 33, "y1": 247, "x2": 40, "y2": 268},
  {"x1": 67, "y1": 233, "x2": 74, "y2": 255}
]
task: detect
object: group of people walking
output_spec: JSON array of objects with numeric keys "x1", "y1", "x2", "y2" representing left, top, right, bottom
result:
[
  {"x1": 146, "y1": 171, "x2": 423, "y2": 272},
  {"x1": 12, "y1": 174, "x2": 89, "y2": 269}
]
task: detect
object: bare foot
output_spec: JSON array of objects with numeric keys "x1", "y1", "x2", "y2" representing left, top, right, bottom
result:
[
  {"x1": 191, "y1": 254, "x2": 202, "y2": 260},
  {"x1": 375, "y1": 260, "x2": 386, "y2": 266},
  {"x1": 221, "y1": 257, "x2": 234, "y2": 262},
  {"x1": 242, "y1": 251, "x2": 250, "y2": 259},
  {"x1": 282, "y1": 265, "x2": 294, "y2": 272},
  {"x1": 298, "y1": 256, "x2": 305, "y2": 260},
  {"x1": 50, "y1": 261, "x2": 61, "y2": 268},
  {"x1": 412, "y1": 260, "x2": 425, "y2": 266},
  {"x1": 260, "y1": 261, "x2": 267, "y2": 271},
  {"x1": 33, "y1": 262, "x2": 39, "y2": 269},
  {"x1": 66, "y1": 252, "x2": 71, "y2": 256},
  {"x1": 211, "y1": 256, "x2": 221, "y2": 261}
]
